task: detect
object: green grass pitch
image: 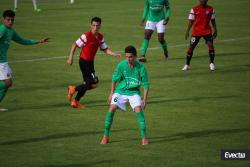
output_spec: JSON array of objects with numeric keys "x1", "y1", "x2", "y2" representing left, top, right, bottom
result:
[{"x1": 0, "y1": 0, "x2": 250, "y2": 167}]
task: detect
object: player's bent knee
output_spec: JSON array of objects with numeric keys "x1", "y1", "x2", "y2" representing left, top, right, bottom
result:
[
  {"x1": 90, "y1": 83, "x2": 98, "y2": 89},
  {"x1": 134, "y1": 106, "x2": 142, "y2": 112},
  {"x1": 4, "y1": 79, "x2": 13, "y2": 87},
  {"x1": 109, "y1": 104, "x2": 117, "y2": 112}
]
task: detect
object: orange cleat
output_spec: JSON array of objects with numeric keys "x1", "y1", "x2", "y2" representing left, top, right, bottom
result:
[
  {"x1": 100, "y1": 136, "x2": 109, "y2": 145},
  {"x1": 141, "y1": 137, "x2": 149, "y2": 145},
  {"x1": 71, "y1": 99, "x2": 85, "y2": 109},
  {"x1": 67, "y1": 85, "x2": 76, "y2": 102}
]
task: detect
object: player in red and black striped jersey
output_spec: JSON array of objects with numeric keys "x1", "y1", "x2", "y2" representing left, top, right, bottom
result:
[
  {"x1": 182, "y1": 0, "x2": 217, "y2": 71},
  {"x1": 66, "y1": 17, "x2": 121, "y2": 109}
]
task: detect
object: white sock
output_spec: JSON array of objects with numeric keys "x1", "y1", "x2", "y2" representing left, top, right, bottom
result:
[
  {"x1": 14, "y1": 0, "x2": 18, "y2": 9},
  {"x1": 32, "y1": 0, "x2": 37, "y2": 10}
]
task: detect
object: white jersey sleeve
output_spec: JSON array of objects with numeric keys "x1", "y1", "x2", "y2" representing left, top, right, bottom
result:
[
  {"x1": 100, "y1": 38, "x2": 108, "y2": 50},
  {"x1": 75, "y1": 34, "x2": 87, "y2": 48},
  {"x1": 188, "y1": 8, "x2": 195, "y2": 20}
]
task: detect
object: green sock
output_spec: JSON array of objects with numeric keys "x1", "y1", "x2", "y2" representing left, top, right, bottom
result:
[
  {"x1": 0, "y1": 81, "x2": 8, "y2": 90},
  {"x1": 140, "y1": 39, "x2": 149, "y2": 57},
  {"x1": 161, "y1": 40, "x2": 168, "y2": 53},
  {"x1": 0, "y1": 88, "x2": 8, "y2": 102},
  {"x1": 136, "y1": 112, "x2": 147, "y2": 138},
  {"x1": 104, "y1": 112, "x2": 115, "y2": 137},
  {"x1": 0, "y1": 81, "x2": 9, "y2": 102}
]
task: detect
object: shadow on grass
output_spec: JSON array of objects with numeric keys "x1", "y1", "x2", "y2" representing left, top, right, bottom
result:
[
  {"x1": 0, "y1": 129, "x2": 133, "y2": 145},
  {"x1": 148, "y1": 52, "x2": 250, "y2": 62},
  {"x1": 148, "y1": 95, "x2": 238, "y2": 104},
  {"x1": 40, "y1": 160, "x2": 118, "y2": 167},
  {"x1": 8, "y1": 99, "x2": 108, "y2": 112},
  {"x1": 150, "y1": 128, "x2": 250, "y2": 144},
  {"x1": 107, "y1": 128, "x2": 250, "y2": 144},
  {"x1": 149, "y1": 64, "x2": 250, "y2": 80}
]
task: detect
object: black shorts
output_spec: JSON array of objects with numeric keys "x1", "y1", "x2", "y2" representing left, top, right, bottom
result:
[
  {"x1": 190, "y1": 35, "x2": 213, "y2": 45},
  {"x1": 79, "y1": 58, "x2": 99, "y2": 85}
]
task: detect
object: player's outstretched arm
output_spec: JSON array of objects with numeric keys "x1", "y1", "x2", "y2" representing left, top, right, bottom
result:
[
  {"x1": 67, "y1": 43, "x2": 77, "y2": 65},
  {"x1": 103, "y1": 48, "x2": 122, "y2": 60}
]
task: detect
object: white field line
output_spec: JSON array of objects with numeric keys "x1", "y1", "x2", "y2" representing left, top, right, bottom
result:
[{"x1": 9, "y1": 36, "x2": 250, "y2": 64}]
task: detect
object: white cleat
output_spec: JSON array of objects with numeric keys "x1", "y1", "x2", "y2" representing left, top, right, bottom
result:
[
  {"x1": 182, "y1": 64, "x2": 190, "y2": 71},
  {"x1": 209, "y1": 63, "x2": 216, "y2": 71},
  {"x1": 0, "y1": 108, "x2": 8, "y2": 112}
]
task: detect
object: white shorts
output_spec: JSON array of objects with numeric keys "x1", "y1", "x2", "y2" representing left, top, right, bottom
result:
[
  {"x1": 0, "y1": 62, "x2": 12, "y2": 80},
  {"x1": 145, "y1": 20, "x2": 166, "y2": 33},
  {"x1": 111, "y1": 93, "x2": 142, "y2": 112}
]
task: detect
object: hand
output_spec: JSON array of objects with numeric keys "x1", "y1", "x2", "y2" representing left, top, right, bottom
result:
[
  {"x1": 108, "y1": 93, "x2": 113, "y2": 105},
  {"x1": 115, "y1": 54, "x2": 122, "y2": 60},
  {"x1": 163, "y1": 17, "x2": 169, "y2": 25},
  {"x1": 66, "y1": 58, "x2": 73, "y2": 65},
  {"x1": 37, "y1": 37, "x2": 49, "y2": 44},
  {"x1": 185, "y1": 31, "x2": 189, "y2": 40},
  {"x1": 213, "y1": 30, "x2": 217, "y2": 39},
  {"x1": 140, "y1": 20, "x2": 145, "y2": 27},
  {"x1": 141, "y1": 99, "x2": 147, "y2": 110}
]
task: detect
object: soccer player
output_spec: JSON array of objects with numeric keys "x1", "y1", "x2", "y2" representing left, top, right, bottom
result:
[
  {"x1": 100, "y1": 45, "x2": 149, "y2": 145},
  {"x1": 14, "y1": 0, "x2": 41, "y2": 12},
  {"x1": 66, "y1": 17, "x2": 121, "y2": 109},
  {"x1": 0, "y1": 10, "x2": 49, "y2": 111},
  {"x1": 138, "y1": 0, "x2": 170, "y2": 62},
  {"x1": 182, "y1": 0, "x2": 218, "y2": 71}
]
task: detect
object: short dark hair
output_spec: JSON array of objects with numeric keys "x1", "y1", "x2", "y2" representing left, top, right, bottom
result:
[
  {"x1": 91, "y1": 17, "x2": 101, "y2": 24},
  {"x1": 125, "y1": 45, "x2": 137, "y2": 56},
  {"x1": 3, "y1": 10, "x2": 15, "y2": 18}
]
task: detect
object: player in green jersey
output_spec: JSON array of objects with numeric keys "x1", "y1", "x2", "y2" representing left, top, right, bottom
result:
[
  {"x1": 100, "y1": 45, "x2": 150, "y2": 145},
  {"x1": 138, "y1": 0, "x2": 170, "y2": 62},
  {"x1": 0, "y1": 10, "x2": 48, "y2": 111}
]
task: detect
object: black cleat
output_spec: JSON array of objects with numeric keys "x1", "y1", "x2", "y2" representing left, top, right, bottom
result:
[{"x1": 164, "y1": 51, "x2": 169, "y2": 61}]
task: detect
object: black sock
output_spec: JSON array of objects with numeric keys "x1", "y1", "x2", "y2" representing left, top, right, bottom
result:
[
  {"x1": 209, "y1": 50, "x2": 215, "y2": 63},
  {"x1": 186, "y1": 54, "x2": 193, "y2": 65},
  {"x1": 75, "y1": 84, "x2": 88, "y2": 101}
]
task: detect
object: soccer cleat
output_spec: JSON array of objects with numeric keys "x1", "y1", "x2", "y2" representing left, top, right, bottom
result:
[
  {"x1": 67, "y1": 85, "x2": 76, "y2": 102},
  {"x1": 71, "y1": 99, "x2": 85, "y2": 109},
  {"x1": 137, "y1": 56, "x2": 147, "y2": 63},
  {"x1": 141, "y1": 137, "x2": 149, "y2": 145},
  {"x1": 0, "y1": 108, "x2": 8, "y2": 112},
  {"x1": 34, "y1": 8, "x2": 41, "y2": 12},
  {"x1": 100, "y1": 136, "x2": 109, "y2": 144},
  {"x1": 182, "y1": 64, "x2": 190, "y2": 71},
  {"x1": 209, "y1": 63, "x2": 216, "y2": 71}
]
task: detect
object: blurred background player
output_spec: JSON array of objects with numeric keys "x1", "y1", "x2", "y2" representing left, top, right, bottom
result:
[
  {"x1": 100, "y1": 45, "x2": 149, "y2": 145},
  {"x1": 182, "y1": 0, "x2": 217, "y2": 71},
  {"x1": 66, "y1": 17, "x2": 121, "y2": 109},
  {"x1": 0, "y1": 10, "x2": 49, "y2": 111},
  {"x1": 138, "y1": 0, "x2": 170, "y2": 62},
  {"x1": 14, "y1": 0, "x2": 41, "y2": 12}
]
